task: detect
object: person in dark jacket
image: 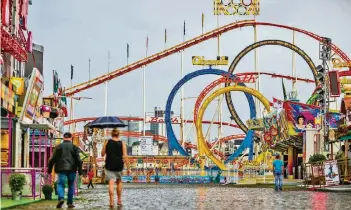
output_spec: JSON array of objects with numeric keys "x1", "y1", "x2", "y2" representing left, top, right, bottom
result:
[{"x1": 48, "y1": 132, "x2": 82, "y2": 209}]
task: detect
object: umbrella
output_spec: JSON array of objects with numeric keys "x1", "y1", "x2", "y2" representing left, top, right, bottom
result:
[{"x1": 88, "y1": 116, "x2": 127, "y2": 129}]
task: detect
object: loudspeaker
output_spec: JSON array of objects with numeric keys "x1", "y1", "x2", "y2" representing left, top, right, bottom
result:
[{"x1": 329, "y1": 71, "x2": 341, "y2": 97}]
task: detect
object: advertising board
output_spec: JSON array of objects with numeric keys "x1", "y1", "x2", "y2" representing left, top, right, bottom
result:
[
  {"x1": 19, "y1": 68, "x2": 44, "y2": 124},
  {"x1": 284, "y1": 101, "x2": 320, "y2": 136}
]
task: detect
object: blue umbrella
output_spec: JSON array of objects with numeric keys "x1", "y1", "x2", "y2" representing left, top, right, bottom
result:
[{"x1": 88, "y1": 116, "x2": 127, "y2": 129}]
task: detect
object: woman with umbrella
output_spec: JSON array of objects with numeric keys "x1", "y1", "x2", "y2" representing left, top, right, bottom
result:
[
  {"x1": 101, "y1": 128, "x2": 130, "y2": 207},
  {"x1": 90, "y1": 116, "x2": 129, "y2": 207}
]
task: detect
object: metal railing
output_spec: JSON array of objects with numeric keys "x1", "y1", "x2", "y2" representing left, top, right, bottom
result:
[
  {"x1": 1, "y1": 168, "x2": 42, "y2": 200},
  {"x1": 302, "y1": 158, "x2": 351, "y2": 188}
]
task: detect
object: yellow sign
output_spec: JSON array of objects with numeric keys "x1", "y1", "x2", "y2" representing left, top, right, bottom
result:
[
  {"x1": 246, "y1": 118, "x2": 264, "y2": 130},
  {"x1": 332, "y1": 58, "x2": 351, "y2": 68},
  {"x1": 341, "y1": 78, "x2": 351, "y2": 84},
  {"x1": 192, "y1": 56, "x2": 228, "y2": 66},
  {"x1": 213, "y1": 0, "x2": 260, "y2": 16},
  {"x1": 10, "y1": 77, "x2": 24, "y2": 95}
]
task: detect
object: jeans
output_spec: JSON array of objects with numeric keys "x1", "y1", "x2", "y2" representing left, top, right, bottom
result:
[
  {"x1": 274, "y1": 172, "x2": 283, "y2": 190},
  {"x1": 57, "y1": 172, "x2": 76, "y2": 205}
]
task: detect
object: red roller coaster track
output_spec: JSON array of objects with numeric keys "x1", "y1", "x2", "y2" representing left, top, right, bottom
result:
[
  {"x1": 62, "y1": 20, "x2": 350, "y2": 97},
  {"x1": 64, "y1": 117, "x2": 240, "y2": 128}
]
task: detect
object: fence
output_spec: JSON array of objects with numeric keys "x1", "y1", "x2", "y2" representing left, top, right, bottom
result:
[
  {"x1": 1, "y1": 168, "x2": 81, "y2": 199},
  {"x1": 303, "y1": 158, "x2": 351, "y2": 188},
  {"x1": 1, "y1": 168, "x2": 42, "y2": 200},
  {"x1": 85, "y1": 163, "x2": 278, "y2": 184}
]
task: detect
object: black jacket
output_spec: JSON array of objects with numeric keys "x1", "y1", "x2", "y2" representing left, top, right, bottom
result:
[{"x1": 48, "y1": 141, "x2": 82, "y2": 174}]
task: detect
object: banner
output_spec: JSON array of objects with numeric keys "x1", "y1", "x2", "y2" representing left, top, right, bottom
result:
[
  {"x1": 324, "y1": 160, "x2": 340, "y2": 186},
  {"x1": 284, "y1": 101, "x2": 320, "y2": 136}
]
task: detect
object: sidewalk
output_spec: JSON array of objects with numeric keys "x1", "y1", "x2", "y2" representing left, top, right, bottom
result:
[
  {"x1": 1, "y1": 195, "x2": 59, "y2": 209},
  {"x1": 1, "y1": 197, "x2": 43, "y2": 209},
  {"x1": 315, "y1": 184, "x2": 351, "y2": 192}
]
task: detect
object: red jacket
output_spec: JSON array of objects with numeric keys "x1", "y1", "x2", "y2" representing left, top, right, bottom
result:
[{"x1": 88, "y1": 171, "x2": 94, "y2": 180}]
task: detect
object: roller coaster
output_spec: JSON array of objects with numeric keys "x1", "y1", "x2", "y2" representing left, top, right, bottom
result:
[{"x1": 66, "y1": 19, "x2": 350, "y2": 171}]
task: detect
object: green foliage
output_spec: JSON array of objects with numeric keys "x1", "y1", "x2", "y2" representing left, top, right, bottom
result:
[
  {"x1": 42, "y1": 184, "x2": 53, "y2": 194},
  {"x1": 308, "y1": 153, "x2": 326, "y2": 163},
  {"x1": 9, "y1": 174, "x2": 27, "y2": 192}
]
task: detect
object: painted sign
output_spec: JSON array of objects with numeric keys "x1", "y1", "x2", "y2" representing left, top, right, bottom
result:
[
  {"x1": 263, "y1": 99, "x2": 290, "y2": 145},
  {"x1": 332, "y1": 58, "x2": 351, "y2": 68},
  {"x1": 284, "y1": 101, "x2": 320, "y2": 136},
  {"x1": 19, "y1": 68, "x2": 44, "y2": 124},
  {"x1": 10, "y1": 77, "x2": 24, "y2": 95},
  {"x1": 159, "y1": 176, "x2": 212, "y2": 184},
  {"x1": 327, "y1": 112, "x2": 343, "y2": 129},
  {"x1": 146, "y1": 116, "x2": 181, "y2": 124},
  {"x1": 213, "y1": 0, "x2": 260, "y2": 16},
  {"x1": 192, "y1": 56, "x2": 228, "y2": 66},
  {"x1": 324, "y1": 160, "x2": 340, "y2": 186},
  {"x1": 221, "y1": 73, "x2": 256, "y2": 83},
  {"x1": 246, "y1": 119, "x2": 264, "y2": 130}
]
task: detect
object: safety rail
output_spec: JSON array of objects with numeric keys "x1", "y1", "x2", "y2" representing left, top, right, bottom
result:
[{"x1": 1, "y1": 168, "x2": 42, "y2": 200}]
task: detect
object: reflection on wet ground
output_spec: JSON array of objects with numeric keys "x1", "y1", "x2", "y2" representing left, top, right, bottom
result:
[{"x1": 11, "y1": 184, "x2": 351, "y2": 210}]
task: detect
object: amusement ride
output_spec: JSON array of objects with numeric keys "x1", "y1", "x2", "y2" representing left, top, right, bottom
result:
[{"x1": 60, "y1": 14, "x2": 351, "y2": 183}]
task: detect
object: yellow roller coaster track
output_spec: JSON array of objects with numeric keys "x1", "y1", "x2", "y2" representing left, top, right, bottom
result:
[{"x1": 196, "y1": 85, "x2": 271, "y2": 170}]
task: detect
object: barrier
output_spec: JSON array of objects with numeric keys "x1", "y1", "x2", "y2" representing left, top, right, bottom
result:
[{"x1": 1, "y1": 168, "x2": 41, "y2": 199}]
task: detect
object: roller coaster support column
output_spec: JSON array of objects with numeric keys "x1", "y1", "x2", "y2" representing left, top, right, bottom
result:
[{"x1": 287, "y1": 146, "x2": 294, "y2": 179}]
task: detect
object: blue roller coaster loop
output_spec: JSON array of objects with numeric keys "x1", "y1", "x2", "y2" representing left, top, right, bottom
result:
[
  {"x1": 165, "y1": 68, "x2": 257, "y2": 156},
  {"x1": 224, "y1": 129, "x2": 254, "y2": 163}
]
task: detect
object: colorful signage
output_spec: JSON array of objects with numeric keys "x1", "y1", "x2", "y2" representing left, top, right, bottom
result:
[
  {"x1": 327, "y1": 112, "x2": 343, "y2": 129},
  {"x1": 10, "y1": 77, "x2": 25, "y2": 95},
  {"x1": 221, "y1": 73, "x2": 256, "y2": 83},
  {"x1": 284, "y1": 101, "x2": 320, "y2": 136},
  {"x1": 213, "y1": 0, "x2": 260, "y2": 16},
  {"x1": 324, "y1": 160, "x2": 340, "y2": 186},
  {"x1": 1, "y1": 83, "x2": 16, "y2": 114},
  {"x1": 19, "y1": 68, "x2": 44, "y2": 124},
  {"x1": 192, "y1": 56, "x2": 228, "y2": 66},
  {"x1": 332, "y1": 58, "x2": 351, "y2": 68},
  {"x1": 246, "y1": 118, "x2": 264, "y2": 130},
  {"x1": 263, "y1": 99, "x2": 290, "y2": 146},
  {"x1": 146, "y1": 116, "x2": 181, "y2": 124}
]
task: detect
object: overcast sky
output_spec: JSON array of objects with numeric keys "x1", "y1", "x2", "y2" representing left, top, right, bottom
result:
[{"x1": 28, "y1": 0, "x2": 351, "y2": 140}]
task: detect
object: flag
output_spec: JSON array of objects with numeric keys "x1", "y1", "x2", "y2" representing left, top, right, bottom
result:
[
  {"x1": 53, "y1": 70, "x2": 59, "y2": 94},
  {"x1": 202, "y1": 13, "x2": 204, "y2": 29},
  {"x1": 61, "y1": 87, "x2": 67, "y2": 105},
  {"x1": 127, "y1": 43, "x2": 129, "y2": 58},
  {"x1": 165, "y1": 29, "x2": 167, "y2": 44},
  {"x1": 70, "y1": 65, "x2": 74, "y2": 80},
  {"x1": 183, "y1": 21, "x2": 186, "y2": 36},
  {"x1": 282, "y1": 78, "x2": 287, "y2": 101}
]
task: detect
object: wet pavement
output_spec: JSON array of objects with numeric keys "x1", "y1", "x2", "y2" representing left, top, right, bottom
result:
[{"x1": 10, "y1": 184, "x2": 351, "y2": 210}]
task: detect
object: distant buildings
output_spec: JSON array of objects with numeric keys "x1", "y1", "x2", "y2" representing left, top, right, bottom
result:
[{"x1": 119, "y1": 117, "x2": 142, "y2": 147}]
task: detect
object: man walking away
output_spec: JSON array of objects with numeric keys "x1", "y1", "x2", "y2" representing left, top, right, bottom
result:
[
  {"x1": 87, "y1": 169, "x2": 94, "y2": 189},
  {"x1": 273, "y1": 154, "x2": 284, "y2": 191},
  {"x1": 48, "y1": 132, "x2": 82, "y2": 209}
]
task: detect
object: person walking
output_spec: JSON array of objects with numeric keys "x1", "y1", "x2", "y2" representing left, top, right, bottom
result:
[
  {"x1": 272, "y1": 154, "x2": 284, "y2": 191},
  {"x1": 48, "y1": 132, "x2": 82, "y2": 209},
  {"x1": 87, "y1": 169, "x2": 94, "y2": 189},
  {"x1": 101, "y1": 128, "x2": 129, "y2": 207}
]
